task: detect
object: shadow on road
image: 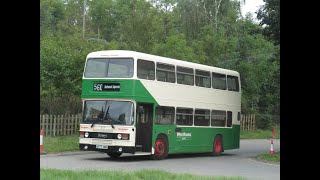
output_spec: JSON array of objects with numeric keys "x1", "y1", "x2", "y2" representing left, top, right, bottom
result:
[{"x1": 84, "y1": 152, "x2": 236, "y2": 162}]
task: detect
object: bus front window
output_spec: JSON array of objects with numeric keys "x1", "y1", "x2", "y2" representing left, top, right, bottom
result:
[
  {"x1": 83, "y1": 100, "x2": 134, "y2": 126},
  {"x1": 84, "y1": 58, "x2": 134, "y2": 78}
]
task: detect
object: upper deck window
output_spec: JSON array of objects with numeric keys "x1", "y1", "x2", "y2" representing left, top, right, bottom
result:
[
  {"x1": 137, "y1": 59, "x2": 155, "y2": 80},
  {"x1": 227, "y1": 75, "x2": 239, "y2": 92},
  {"x1": 84, "y1": 58, "x2": 134, "y2": 78},
  {"x1": 177, "y1": 66, "x2": 194, "y2": 85},
  {"x1": 195, "y1": 69, "x2": 211, "y2": 88},
  {"x1": 212, "y1": 73, "x2": 226, "y2": 90},
  {"x1": 156, "y1": 63, "x2": 175, "y2": 83}
]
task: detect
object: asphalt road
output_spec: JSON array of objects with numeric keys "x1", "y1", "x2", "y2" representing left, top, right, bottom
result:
[{"x1": 40, "y1": 139, "x2": 280, "y2": 180}]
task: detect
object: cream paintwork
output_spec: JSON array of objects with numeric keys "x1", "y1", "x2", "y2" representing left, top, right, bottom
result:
[
  {"x1": 79, "y1": 138, "x2": 134, "y2": 147},
  {"x1": 141, "y1": 80, "x2": 241, "y2": 125}
]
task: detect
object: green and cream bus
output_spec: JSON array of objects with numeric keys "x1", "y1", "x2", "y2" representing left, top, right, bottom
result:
[{"x1": 79, "y1": 50, "x2": 241, "y2": 160}]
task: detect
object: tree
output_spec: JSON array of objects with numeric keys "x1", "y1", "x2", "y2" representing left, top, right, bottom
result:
[
  {"x1": 88, "y1": 0, "x2": 114, "y2": 40},
  {"x1": 151, "y1": 0, "x2": 178, "y2": 43},
  {"x1": 39, "y1": 0, "x2": 280, "y2": 122},
  {"x1": 40, "y1": 0, "x2": 65, "y2": 37},
  {"x1": 257, "y1": 0, "x2": 280, "y2": 45},
  {"x1": 152, "y1": 33, "x2": 195, "y2": 61},
  {"x1": 114, "y1": 0, "x2": 159, "y2": 53}
]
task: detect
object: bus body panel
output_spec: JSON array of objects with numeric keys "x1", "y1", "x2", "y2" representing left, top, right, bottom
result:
[
  {"x1": 81, "y1": 79, "x2": 158, "y2": 105},
  {"x1": 80, "y1": 50, "x2": 241, "y2": 157},
  {"x1": 153, "y1": 124, "x2": 240, "y2": 154},
  {"x1": 80, "y1": 79, "x2": 240, "y2": 154},
  {"x1": 140, "y1": 80, "x2": 241, "y2": 125}
]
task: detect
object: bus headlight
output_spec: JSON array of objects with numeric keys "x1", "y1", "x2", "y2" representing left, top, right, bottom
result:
[
  {"x1": 84, "y1": 132, "x2": 89, "y2": 138},
  {"x1": 117, "y1": 134, "x2": 122, "y2": 139}
]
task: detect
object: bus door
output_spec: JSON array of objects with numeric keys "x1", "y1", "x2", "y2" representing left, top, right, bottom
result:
[{"x1": 136, "y1": 103, "x2": 153, "y2": 152}]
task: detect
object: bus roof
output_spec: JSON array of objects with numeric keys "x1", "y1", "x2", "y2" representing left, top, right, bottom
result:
[{"x1": 87, "y1": 50, "x2": 239, "y2": 76}]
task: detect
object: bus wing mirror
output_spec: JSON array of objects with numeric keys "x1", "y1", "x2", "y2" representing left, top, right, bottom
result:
[{"x1": 138, "y1": 106, "x2": 144, "y2": 114}]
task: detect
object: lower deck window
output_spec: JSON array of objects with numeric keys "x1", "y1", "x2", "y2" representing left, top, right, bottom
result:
[
  {"x1": 211, "y1": 110, "x2": 226, "y2": 127},
  {"x1": 156, "y1": 106, "x2": 175, "y2": 125},
  {"x1": 176, "y1": 108, "x2": 193, "y2": 125},
  {"x1": 194, "y1": 109, "x2": 210, "y2": 126},
  {"x1": 227, "y1": 111, "x2": 232, "y2": 127}
]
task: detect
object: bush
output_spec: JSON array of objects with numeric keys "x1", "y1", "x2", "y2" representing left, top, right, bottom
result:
[
  {"x1": 256, "y1": 114, "x2": 272, "y2": 130},
  {"x1": 40, "y1": 95, "x2": 82, "y2": 114}
]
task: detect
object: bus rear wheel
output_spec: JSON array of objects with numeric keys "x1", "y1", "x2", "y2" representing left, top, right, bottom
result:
[
  {"x1": 107, "y1": 152, "x2": 122, "y2": 158},
  {"x1": 151, "y1": 135, "x2": 168, "y2": 160},
  {"x1": 212, "y1": 135, "x2": 223, "y2": 156}
]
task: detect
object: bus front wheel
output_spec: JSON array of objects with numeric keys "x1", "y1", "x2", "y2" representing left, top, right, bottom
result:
[
  {"x1": 107, "y1": 152, "x2": 122, "y2": 158},
  {"x1": 151, "y1": 135, "x2": 168, "y2": 160},
  {"x1": 212, "y1": 135, "x2": 223, "y2": 156}
]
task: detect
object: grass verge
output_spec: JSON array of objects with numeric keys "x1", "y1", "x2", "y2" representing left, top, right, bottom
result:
[
  {"x1": 40, "y1": 169, "x2": 247, "y2": 180},
  {"x1": 240, "y1": 128, "x2": 280, "y2": 139},
  {"x1": 43, "y1": 135, "x2": 79, "y2": 153},
  {"x1": 256, "y1": 151, "x2": 280, "y2": 163}
]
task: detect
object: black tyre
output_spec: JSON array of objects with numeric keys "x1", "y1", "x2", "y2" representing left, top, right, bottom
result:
[
  {"x1": 212, "y1": 135, "x2": 223, "y2": 156},
  {"x1": 107, "y1": 152, "x2": 122, "y2": 158},
  {"x1": 151, "y1": 135, "x2": 168, "y2": 160}
]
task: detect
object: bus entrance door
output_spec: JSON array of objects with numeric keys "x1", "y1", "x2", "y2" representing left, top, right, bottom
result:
[{"x1": 136, "y1": 103, "x2": 153, "y2": 152}]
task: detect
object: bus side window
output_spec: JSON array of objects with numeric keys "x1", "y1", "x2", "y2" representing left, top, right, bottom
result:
[
  {"x1": 156, "y1": 106, "x2": 175, "y2": 125},
  {"x1": 176, "y1": 108, "x2": 193, "y2": 126},
  {"x1": 227, "y1": 75, "x2": 239, "y2": 92},
  {"x1": 194, "y1": 109, "x2": 210, "y2": 126},
  {"x1": 195, "y1": 70, "x2": 211, "y2": 88},
  {"x1": 211, "y1": 110, "x2": 226, "y2": 127},
  {"x1": 177, "y1": 66, "x2": 194, "y2": 86},
  {"x1": 156, "y1": 63, "x2": 175, "y2": 83},
  {"x1": 137, "y1": 59, "x2": 155, "y2": 80},
  {"x1": 227, "y1": 111, "x2": 232, "y2": 127},
  {"x1": 212, "y1": 73, "x2": 226, "y2": 90}
]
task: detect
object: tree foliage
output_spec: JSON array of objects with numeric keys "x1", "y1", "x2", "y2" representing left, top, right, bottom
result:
[
  {"x1": 257, "y1": 0, "x2": 280, "y2": 45},
  {"x1": 40, "y1": 0, "x2": 280, "y2": 124}
]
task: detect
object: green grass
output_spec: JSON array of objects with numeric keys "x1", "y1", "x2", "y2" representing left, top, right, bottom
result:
[
  {"x1": 240, "y1": 128, "x2": 280, "y2": 139},
  {"x1": 40, "y1": 169, "x2": 247, "y2": 180},
  {"x1": 43, "y1": 135, "x2": 79, "y2": 153},
  {"x1": 256, "y1": 151, "x2": 280, "y2": 162}
]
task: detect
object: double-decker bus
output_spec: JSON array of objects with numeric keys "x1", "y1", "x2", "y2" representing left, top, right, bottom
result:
[{"x1": 79, "y1": 50, "x2": 241, "y2": 160}]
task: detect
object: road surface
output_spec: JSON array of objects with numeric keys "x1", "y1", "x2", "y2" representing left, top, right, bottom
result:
[{"x1": 40, "y1": 139, "x2": 280, "y2": 180}]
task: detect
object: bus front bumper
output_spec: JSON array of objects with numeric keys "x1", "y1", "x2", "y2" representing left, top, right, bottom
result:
[{"x1": 79, "y1": 144, "x2": 135, "y2": 154}]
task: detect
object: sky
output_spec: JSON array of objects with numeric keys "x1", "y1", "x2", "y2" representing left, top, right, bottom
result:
[{"x1": 241, "y1": 0, "x2": 265, "y2": 20}]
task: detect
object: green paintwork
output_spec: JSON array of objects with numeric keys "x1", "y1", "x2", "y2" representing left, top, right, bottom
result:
[
  {"x1": 81, "y1": 79, "x2": 158, "y2": 104},
  {"x1": 154, "y1": 124, "x2": 240, "y2": 154},
  {"x1": 81, "y1": 79, "x2": 240, "y2": 154}
]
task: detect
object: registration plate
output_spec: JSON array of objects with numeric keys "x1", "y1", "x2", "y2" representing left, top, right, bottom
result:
[{"x1": 96, "y1": 145, "x2": 108, "y2": 149}]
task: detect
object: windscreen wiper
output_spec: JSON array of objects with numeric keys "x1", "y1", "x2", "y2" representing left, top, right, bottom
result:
[
  {"x1": 103, "y1": 105, "x2": 115, "y2": 129},
  {"x1": 110, "y1": 119, "x2": 115, "y2": 129},
  {"x1": 91, "y1": 117, "x2": 102, "y2": 128},
  {"x1": 91, "y1": 105, "x2": 109, "y2": 128}
]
